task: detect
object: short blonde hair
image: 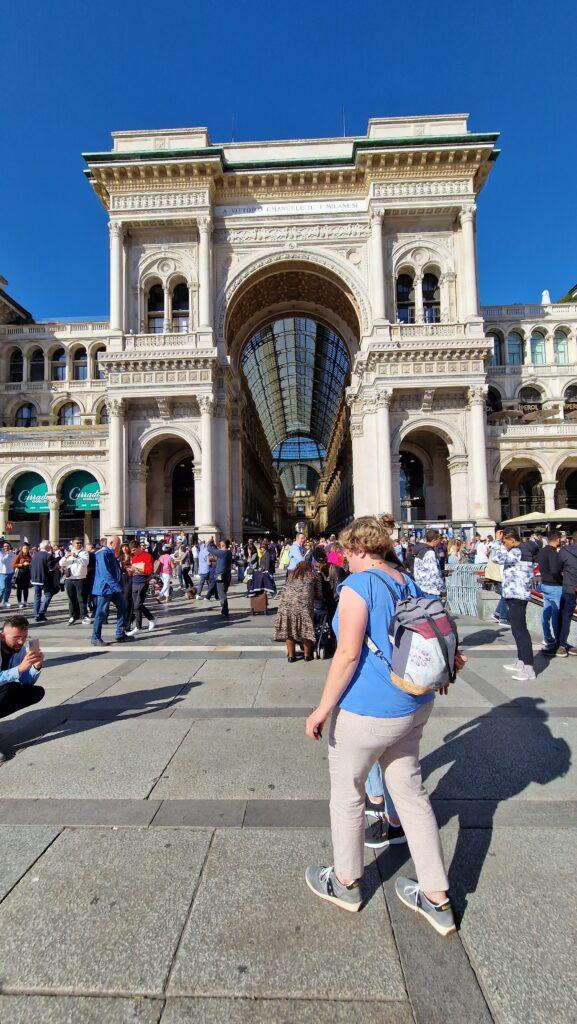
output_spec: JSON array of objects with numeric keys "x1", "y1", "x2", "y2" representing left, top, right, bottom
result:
[{"x1": 339, "y1": 516, "x2": 394, "y2": 558}]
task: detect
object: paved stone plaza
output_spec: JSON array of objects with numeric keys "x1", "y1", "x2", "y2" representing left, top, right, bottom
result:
[{"x1": 0, "y1": 582, "x2": 575, "y2": 1023}]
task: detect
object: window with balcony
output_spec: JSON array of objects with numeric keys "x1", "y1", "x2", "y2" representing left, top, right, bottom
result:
[
  {"x1": 147, "y1": 283, "x2": 164, "y2": 334},
  {"x1": 15, "y1": 403, "x2": 37, "y2": 427},
  {"x1": 72, "y1": 347, "x2": 88, "y2": 381},
  {"x1": 487, "y1": 331, "x2": 504, "y2": 366},
  {"x1": 396, "y1": 274, "x2": 415, "y2": 323},
  {"x1": 98, "y1": 403, "x2": 109, "y2": 425},
  {"x1": 519, "y1": 386, "x2": 542, "y2": 413},
  {"x1": 57, "y1": 402, "x2": 81, "y2": 426},
  {"x1": 564, "y1": 386, "x2": 577, "y2": 421},
  {"x1": 422, "y1": 272, "x2": 441, "y2": 323},
  {"x1": 554, "y1": 330, "x2": 569, "y2": 364},
  {"x1": 530, "y1": 330, "x2": 546, "y2": 365},
  {"x1": 30, "y1": 348, "x2": 45, "y2": 382},
  {"x1": 9, "y1": 350, "x2": 24, "y2": 383},
  {"x1": 93, "y1": 346, "x2": 106, "y2": 379},
  {"x1": 172, "y1": 282, "x2": 190, "y2": 333},
  {"x1": 507, "y1": 332, "x2": 524, "y2": 365},
  {"x1": 51, "y1": 348, "x2": 67, "y2": 381}
]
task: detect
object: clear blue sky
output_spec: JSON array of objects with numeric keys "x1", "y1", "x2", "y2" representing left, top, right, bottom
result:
[{"x1": 2, "y1": 0, "x2": 575, "y2": 319}]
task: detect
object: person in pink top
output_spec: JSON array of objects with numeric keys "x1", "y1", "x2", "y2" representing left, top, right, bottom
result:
[
  {"x1": 327, "y1": 545, "x2": 345, "y2": 568},
  {"x1": 157, "y1": 547, "x2": 174, "y2": 602}
]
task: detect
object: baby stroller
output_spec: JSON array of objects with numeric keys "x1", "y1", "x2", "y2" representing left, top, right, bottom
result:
[{"x1": 313, "y1": 604, "x2": 334, "y2": 660}]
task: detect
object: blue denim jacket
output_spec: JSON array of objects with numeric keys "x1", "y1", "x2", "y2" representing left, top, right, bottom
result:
[{"x1": 92, "y1": 546, "x2": 122, "y2": 596}]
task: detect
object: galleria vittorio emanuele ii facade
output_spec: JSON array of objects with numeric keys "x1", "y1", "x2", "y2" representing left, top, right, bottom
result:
[{"x1": 1, "y1": 112, "x2": 576, "y2": 543}]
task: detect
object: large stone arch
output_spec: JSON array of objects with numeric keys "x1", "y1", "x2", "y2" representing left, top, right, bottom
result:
[
  {"x1": 133, "y1": 425, "x2": 202, "y2": 468},
  {"x1": 216, "y1": 247, "x2": 372, "y2": 355},
  {"x1": 0, "y1": 465, "x2": 52, "y2": 501},
  {"x1": 52, "y1": 463, "x2": 107, "y2": 497},
  {"x1": 391, "y1": 416, "x2": 467, "y2": 459}
]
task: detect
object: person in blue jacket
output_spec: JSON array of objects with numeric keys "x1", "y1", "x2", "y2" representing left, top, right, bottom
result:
[
  {"x1": 0, "y1": 614, "x2": 45, "y2": 760},
  {"x1": 91, "y1": 535, "x2": 132, "y2": 646}
]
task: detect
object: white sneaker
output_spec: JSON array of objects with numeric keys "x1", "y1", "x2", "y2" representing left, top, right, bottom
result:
[
  {"x1": 82, "y1": 616, "x2": 91, "y2": 625},
  {"x1": 195, "y1": 595, "x2": 202, "y2": 600},
  {"x1": 67, "y1": 617, "x2": 76, "y2": 625},
  {"x1": 148, "y1": 619, "x2": 156, "y2": 631},
  {"x1": 125, "y1": 626, "x2": 138, "y2": 636},
  {"x1": 512, "y1": 664, "x2": 536, "y2": 681},
  {"x1": 503, "y1": 661, "x2": 521, "y2": 672}
]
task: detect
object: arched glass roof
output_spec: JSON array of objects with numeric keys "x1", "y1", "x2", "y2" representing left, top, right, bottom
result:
[
  {"x1": 241, "y1": 317, "x2": 350, "y2": 452},
  {"x1": 279, "y1": 464, "x2": 321, "y2": 496}
]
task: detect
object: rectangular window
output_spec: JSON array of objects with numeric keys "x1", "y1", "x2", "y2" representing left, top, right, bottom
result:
[{"x1": 148, "y1": 318, "x2": 164, "y2": 334}]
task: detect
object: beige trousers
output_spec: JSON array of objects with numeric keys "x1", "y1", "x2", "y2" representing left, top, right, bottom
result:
[{"x1": 328, "y1": 703, "x2": 449, "y2": 890}]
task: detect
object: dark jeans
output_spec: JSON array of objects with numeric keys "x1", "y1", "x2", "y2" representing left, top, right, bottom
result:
[
  {"x1": 558, "y1": 591, "x2": 577, "y2": 649},
  {"x1": 132, "y1": 580, "x2": 154, "y2": 629},
  {"x1": 33, "y1": 584, "x2": 54, "y2": 619},
  {"x1": 505, "y1": 598, "x2": 533, "y2": 667},
  {"x1": 217, "y1": 575, "x2": 231, "y2": 616},
  {"x1": 16, "y1": 570, "x2": 30, "y2": 604},
  {"x1": 182, "y1": 566, "x2": 192, "y2": 589},
  {"x1": 494, "y1": 583, "x2": 510, "y2": 623},
  {"x1": 65, "y1": 578, "x2": 87, "y2": 620},
  {"x1": 0, "y1": 682, "x2": 45, "y2": 722},
  {"x1": 123, "y1": 576, "x2": 134, "y2": 629},
  {"x1": 92, "y1": 591, "x2": 125, "y2": 641}
]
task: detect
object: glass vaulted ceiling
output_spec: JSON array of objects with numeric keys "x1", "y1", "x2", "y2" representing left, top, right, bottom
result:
[{"x1": 241, "y1": 317, "x2": 350, "y2": 452}]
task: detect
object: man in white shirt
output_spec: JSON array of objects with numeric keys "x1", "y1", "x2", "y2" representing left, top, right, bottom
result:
[
  {"x1": 59, "y1": 537, "x2": 90, "y2": 625},
  {"x1": 474, "y1": 536, "x2": 490, "y2": 565},
  {"x1": 0, "y1": 543, "x2": 16, "y2": 609},
  {"x1": 287, "y1": 532, "x2": 306, "y2": 573}
]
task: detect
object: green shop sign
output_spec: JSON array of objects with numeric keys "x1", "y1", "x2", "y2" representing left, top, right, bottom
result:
[
  {"x1": 11, "y1": 472, "x2": 49, "y2": 514},
  {"x1": 61, "y1": 471, "x2": 100, "y2": 511}
]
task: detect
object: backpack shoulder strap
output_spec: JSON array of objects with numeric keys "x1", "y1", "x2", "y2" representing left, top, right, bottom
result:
[{"x1": 363, "y1": 569, "x2": 407, "y2": 602}]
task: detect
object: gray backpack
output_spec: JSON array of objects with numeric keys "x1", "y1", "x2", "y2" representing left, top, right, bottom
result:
[{"x1": 363, "y1": 571, "x2": 458, "y2": 696}]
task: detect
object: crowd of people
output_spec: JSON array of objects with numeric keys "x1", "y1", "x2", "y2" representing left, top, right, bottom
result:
[{"x1": 0, "y1": 513, "x2": 575, "y2": 939}]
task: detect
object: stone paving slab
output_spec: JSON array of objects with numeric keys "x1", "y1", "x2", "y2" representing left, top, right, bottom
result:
[
  {"x1": 0, "y1": 828, "x2": 213, "y2": 995},
  {"x1": 172, "y1": 659, "x2": 265, "y2": 708},
  {"x1": 467, "y1": 655, "x2": 577, "y2": 707},
  {"x1": 0, "y1": 825, "x2": 61, "y2": 900},
  {"x1": 0, "y1": 719, "x2": 193, "y2": 800},
  {"x1": 150, "y1": 718, "x2": 329, "y2": 800},
  {"x1": 152, "y1": 800, "x2": 246, "y2": 828},
  {"x1": 160, "y1": 997, "x2": 413, "y2": 1023},
  {"x1": 254, "y1": 660, "x2": 326, "y2": 707},
  {"x1": 457, "y1": 827, "x2": 577, "y2": 1024},
  {"x1": 168, "y1": 828, "x2": 406, "y2": 1000},
  {"x1": 0, "y1": 995, "x2": 163, "y2": 1024}
]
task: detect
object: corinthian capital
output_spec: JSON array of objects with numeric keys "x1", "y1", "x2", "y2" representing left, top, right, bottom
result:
[
  {"x1": 376, "y1": 389, "x2": 393, "y2": 409},
  {"x1": 108, "y1": 221, "x2": 124, "y2": 240},
  {"x1": 370, "y1": 208, "x2": 384, "y2": 226},
  {"x1": 459, "y1": 204, "x2": 477, "y2": 227},
  {"x1": 468, "y1": 385, "x2": 487, "y2": 408},
  {"x1": 198, "y1": 215, "x2": 212, "y2": 234},
  {"x1": 198, "y1": 395, "x2": 215, "y2": 415},
  {"x1": 105, "y1": 397, "x2": 124, "y2": 417}
]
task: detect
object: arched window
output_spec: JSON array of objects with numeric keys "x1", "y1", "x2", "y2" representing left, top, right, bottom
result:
[
  {"x1": 57, "y1": 402, "x2": 81, "y2": 426},
  {"x1": 487, "y1": 331, "x2": 504, "y2": 366},
  {"x1": 98, "y1": 404, "x2": 109, "y2": 425},
  {"x1": 30, "y1": 348, "x2": 45, "y2": 382},
  {"x1": 147, "y1": 283, "x2": 164, "y2": 334},
  {"x1": 15, "y1": 403, "x2": 38, "y2": 428},
  {"x1": 172, "y1": 282, "x2": 190, "y2": 333},
  {"x1": 422, "y1": 272, "x2": 440, "y2": 323},
  {"x1": 396, "y1": 273, "x2": 415, "y2": 323},
  {"x1": 507, "y1": 331, "x2": 524, "y2": 365},
  {"x1": 554, "y1": 329, "x2": 569, "y2": 364},
  {"x1": 72, "y1": 347, "x2": 88, "y2": 381},
  {"x1": 486, "y1": 387, "x2": 503, "y2": 413},
  {"x1": 564, "y1": 385, "x2": 577, "y2": 421},
  {"x1": 51, "y1": 347, "x2": 67, "y2": 381},
  {"x1": 519, "y1": 471, "x2": 544, "y2": 515},
  {"x1": 519, "y1": 386, "x2": 542, "y2": 411},
  {"x1": 9, "y1": 350, "x2": 23, "y2": 383},
  {"x1": 530, "y1": 330, "x2": 547, "y2": 365},
  {"x1": 93, "y1": 346, "x2": 106, "y2": 380}
]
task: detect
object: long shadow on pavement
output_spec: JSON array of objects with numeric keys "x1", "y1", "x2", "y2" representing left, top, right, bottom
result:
[{"x1": 375, "y1": 697, "x2": 571, "y2": 922}]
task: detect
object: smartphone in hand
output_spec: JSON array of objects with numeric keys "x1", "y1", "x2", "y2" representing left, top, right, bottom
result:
[{"x1": 28, "y1": 639, "x2": 40, "y2": 654}]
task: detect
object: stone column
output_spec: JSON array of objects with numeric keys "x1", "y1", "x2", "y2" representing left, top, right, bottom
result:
[
  {"x1": 541, "y1": 481, "x2": 557, "y2": 516},
  {"x1": 229, "y1": 421, "x2": 243, "y2": 539},
  {"x1": 48, "y1": 496, "x2": 60, "y2": 546},
  {"x1": 351, "y1": 417, "x2": 369, "y2": 516},
  {"x1": 198, "y1": 216, "x2": 213, "y2": 328},
  {"x1": 370, "y1": 210, "x2": 386, "y2": 320},
  {"x1": 376, "y1": 390, "x2": 393, "y2": 513},
  {"x1": 199, "y1": 396, "x2": 216, "y2": 535},
  {"x1": 22, "y1": 350, "x2": 30, "y2": 383},
  {"x1": 163, "y1": 285, "x2": 171, "y2": 333},
  {"x1": 448, "y1": 455, "x2": 470, "y2": 521},
  {"x1": 468, "y1": 387, "x2": 492, "y2": 524},
  {"x1": 107, "y1": 398, "x2": 125, "y2": 532},
  {"x1": 459, "y1": 205, "x2": 479, "y2": 320},
  {"x1": 109, "y1": 221, "x2": 124, "y2": 333},
  {"x1": 129, "y1": 464, "x2": 148, "y2": 526},
  {"x1": 414, "y1": 271, "x2": 424, "y2": 324},
  {"x1": 213, "y1": 401, "x2": 231, "y2": 537},
  {"x1": 0, "y1": 498, "x2": 10, "y2": 537}
]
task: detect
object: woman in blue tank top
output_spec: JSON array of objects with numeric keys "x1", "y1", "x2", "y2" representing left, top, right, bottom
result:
[{"x1": 304, "y1": 516, "x2": 465, "y2": 936}]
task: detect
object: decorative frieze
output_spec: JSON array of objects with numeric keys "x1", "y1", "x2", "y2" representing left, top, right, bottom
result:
[
  {"x1": 373, "y1": 179, "x2": 472, "y2": 199},
  {"x1": 110, "y1": 190, "x2": 210, "y2": 212},
  {"x1": 213, "y1": 222, "x2": 368, "y2": 245}
]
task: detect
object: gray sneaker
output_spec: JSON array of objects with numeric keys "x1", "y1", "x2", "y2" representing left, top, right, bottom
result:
[
  {"x1": 395, "y1": 877, "x2": 456, "y2": 936},
  {"x1": 305, "y1": 865, "x2": 362, "y2": 912}
]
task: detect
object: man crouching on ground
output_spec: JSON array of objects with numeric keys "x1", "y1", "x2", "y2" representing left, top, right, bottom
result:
[{"x1": 0, "y1": 614, "x2": 45, "y2": 762}]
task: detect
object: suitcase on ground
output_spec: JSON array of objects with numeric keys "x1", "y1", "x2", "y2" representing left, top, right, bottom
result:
[{"x1": 251, "y1": 591, "x2": 268, "y2": 615}]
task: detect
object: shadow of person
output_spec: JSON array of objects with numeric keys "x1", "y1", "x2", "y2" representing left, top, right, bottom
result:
[
  {"x1": 0, "y1": 681, "x2": 195, "y2": 757},
  {"x1": 376, "y1": 698, "x2": 571, "y2": 922}
]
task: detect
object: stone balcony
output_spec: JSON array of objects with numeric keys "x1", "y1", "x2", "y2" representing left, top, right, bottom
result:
[
  {"x1": 482, "y1": 303, "x2": 577, "y2": 320},
  {"x1": 1, "y1": 321, "x2": 109, "y2": 339},
  {"x1": 487, "y1": 421, "x2": 577, "y2": 438},
  {"x1": 487, "y1": 363, "x2": 577, "y2": 378},
  {"x1": 0, "y1": 426, "x2": 108, "y2": 454},
  {"x1": 0, "y1": 379, "x2": 106, "y2": 394},
  {"x1": 121, "y1": 332, "x2": 212, "y2": 351}
]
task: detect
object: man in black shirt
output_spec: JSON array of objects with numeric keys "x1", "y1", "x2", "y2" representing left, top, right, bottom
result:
[
  {"x1": 215, "y1": 540, "x2": 233, "y2": 619},
  {"x1": 556, "y1": 531, "x2": 577, "y2": 657},
  {"x1": 537, "y1": 531, "x2": 562, "y2": 655}
]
